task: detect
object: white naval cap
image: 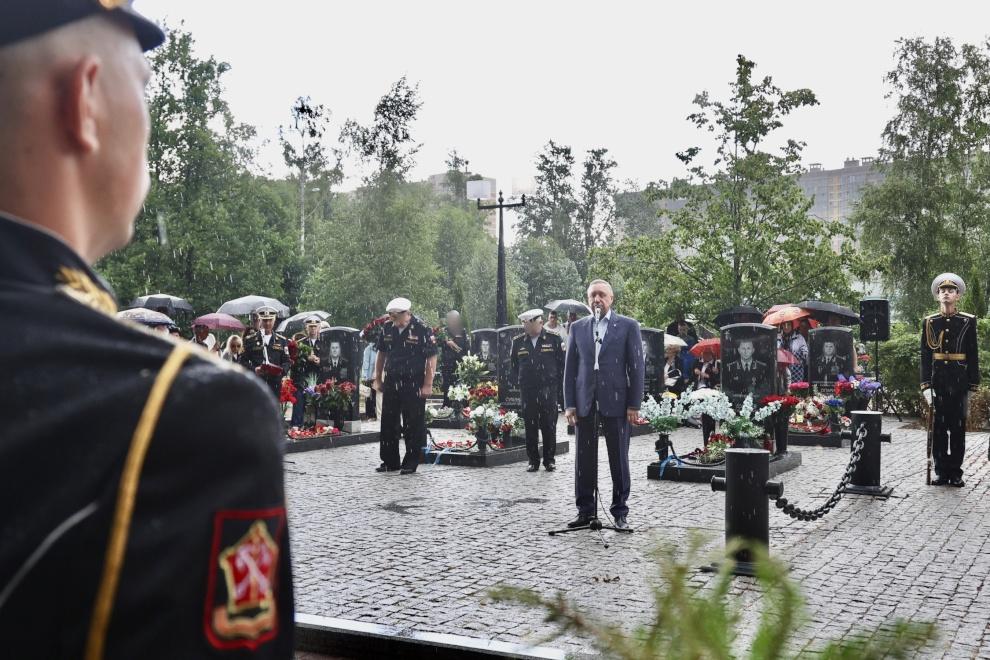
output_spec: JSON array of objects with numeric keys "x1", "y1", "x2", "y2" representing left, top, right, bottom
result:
[
  {"x1": 518, "y1": 309, "x2": 544, "y2": 322},
  {"x1": 385, "y1": 297, "x2": 412, "y2": 313},
  {"x1": 931, "y1": 273, "x2": 966, "y2": 298},
  {"x1": 254, "y1": 304, "x2": 278, "y2": 319}
]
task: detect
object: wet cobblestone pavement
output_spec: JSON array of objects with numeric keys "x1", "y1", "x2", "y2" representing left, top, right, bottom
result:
[{"x1": 287, "y1": 417, "x2": 990, "y2": 658}]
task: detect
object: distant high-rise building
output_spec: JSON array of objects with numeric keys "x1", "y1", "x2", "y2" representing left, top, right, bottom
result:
[
  {"x1": 425, "y1": 172, "x2": 496, "y2": 201},
  {"x1": 798, "y1": 157, "x2": 885, "y2": 224}
]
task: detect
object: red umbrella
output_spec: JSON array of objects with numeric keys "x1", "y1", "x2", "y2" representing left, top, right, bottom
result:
[
  {"x1": 777, "y1": 348, "x2": 799, "y2": 365},
  {"x1": 763, "y1": 306, "x2": 811, "y2": 326},
  {"x1": 689, "y1": 337, "x2": 721, "y2": 359},
  {"x1": 764, "y1": 303, "x2": 794, "y2": 317},
  {"x1": 192, "y1": 312, "x2": 245, "y2": 331}
]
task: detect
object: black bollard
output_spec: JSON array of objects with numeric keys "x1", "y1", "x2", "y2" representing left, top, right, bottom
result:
[
  {"x1": 705, "y1": 448, "x2": 783, "y2": 577},
  {"x1": 841, "y1": 410, "x2": 893, "y2": 498}
]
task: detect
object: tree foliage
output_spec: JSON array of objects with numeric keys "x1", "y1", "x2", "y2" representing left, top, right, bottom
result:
[
  {"x1": 853, "y1": 37, "x2": 990, "y2": 320},
  {"x1": 510, "y1": 237, "x2": 583, "y2": 310}
]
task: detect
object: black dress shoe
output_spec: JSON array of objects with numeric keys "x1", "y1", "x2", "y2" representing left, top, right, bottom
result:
[
  {"x1": 399, "y1": 467, "x2": 417, "y2": 475},
  {"x1": 544, "y1": 462, "x2": 556, "y2": 472},
  {"x1": 375, "y1": 464, "x2": 398, "y2": 473},
  {"x1": 567, "y1": 514, "x2": 592, "y2": 528},
  {"x1": 949, "y1": 477, "x2": 965, "y2": 487},
  {"x1": 931, "y1": 476, "x2": 948, "y2": 486},
  {"x1": 614, "y1": 516, "x2": 630, "y2": 530},
  {"x1": 526, "y1": 463, "x2": 539, "y2": 472}
]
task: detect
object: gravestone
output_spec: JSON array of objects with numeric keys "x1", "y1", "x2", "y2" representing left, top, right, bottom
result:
[
  {"x1": 319, "y1": 326, "x2": 361, "y2": 420},
  {"x1": 471, "y1": 329, "x2": 498, "y2": 381},
  {"x1": 720, "y1": 323, "x2": 778, "y2": 408},
  {"x1": 640, "y1": 328, "x2": 663, "y2": 398},
  {"x1": 808, "y1": 326, "x2": 856, "y2": 391},
  {"x1": 497, "y1": 325, "x2": 523, "y2": 408}
]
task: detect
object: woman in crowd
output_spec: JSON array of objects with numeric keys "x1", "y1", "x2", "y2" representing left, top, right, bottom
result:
[
  {"x1": 779, "y1": 320, "x2": 808, "y2": 384},
  {"x1": 692, "y1": 347, "x2": 720, "y2": 444},
  {"x1": 221, "y1": 334, "x2": 244, "y2": 364},
  {"x1": 663, "y1": 345, "x2": 687, "y2": 395}
]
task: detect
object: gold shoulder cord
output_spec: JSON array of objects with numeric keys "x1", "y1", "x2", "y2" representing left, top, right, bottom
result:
[
  {"x1": 925, "y1": 318, "x2": 942, "y2": 351},
  {"x1": 85, "y1": 344, "x2": 195, "y2": 660}
]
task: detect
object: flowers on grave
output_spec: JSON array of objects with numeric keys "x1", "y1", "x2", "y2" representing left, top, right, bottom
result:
[
  {"x1": 789, "y1": 381, "x2": 810, "y2": 395},
  {"x1": 310, "y1": 378, "x2": 356, "y2": 415},
  {"x1": 641, "y1": 392, "x2": 689, "y2": 433},
  {"x1": 468, "y1": 404, "x2": 499, "y2": 434},
  {"x1": 468, "y1": 381, "x2": 499, "y2": 407},
  {"x1": 455, "y1": 354, "x2": 489, "y2": 387},
  {"x1": 287, "y1": 423, "x2": 340, "y2": 440},
  {"x1": 278, "y1": 377, "x2": 296, "y2": 416},
  {"x1": 835, "y1": 374, "x2": 881, "y2": 400},
  {"x1": 430, "y1": 436, "x2": 477, "y2": 450},
  {"x1": 426, "y1": 406, "x2": 454, "y2": 424},
  {"x1": 822, "y1": 397, "x2": 846, "y2": 417},
  {"x1": 447, "y1": 383, "x2": 471, "y2": 403},
  {"x1": 720, "y1": 394, "x2": 781, "y2": 445},
  {"x1": 495, "y1": 409, "x2": 522, "y2": 434},
  {"x1": 686, "y1": 389, "x2": 735, "y2": 422},
  {"x1": 761, "y1": 394, "x2": 800, "y2": 409},
  {"x1": 695, "y1": 434, "x2": 733, "y2": 464}
]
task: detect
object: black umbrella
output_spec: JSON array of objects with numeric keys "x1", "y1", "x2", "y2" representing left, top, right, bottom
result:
[
  {"x1": 795, "y1": 300, "x2": 860, "y2": 325},
  {"x1": 130, "y1": 293, "x2": 193, "y2": 315},
  {"x1": 277, "y1": 310, "x2": 331, "y2": 336},
  {"x1": 714, "y1": 305, "x2": 764, "y2": 328}
]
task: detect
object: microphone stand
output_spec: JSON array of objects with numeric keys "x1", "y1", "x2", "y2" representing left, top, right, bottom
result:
[{"x1": 549, "y1": 305, "x2": 633, "y2": 548}]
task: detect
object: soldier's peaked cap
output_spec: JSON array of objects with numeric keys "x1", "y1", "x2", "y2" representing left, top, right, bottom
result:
[
  {"x1": 386, "y1": 297, "x2": 411, "y2": 313},
  {"x1": 931, "y1": 273, "x2": 966, "y2": 298},
  {"x1": 518, "y1": 309, "x2": 543, "y2": 322},
  {"x1": 0, "y1": 0, "x2": 165, "y2": 52},
  {"x1": 254, "y1": 305, "x2": 278, "y2": 319}
]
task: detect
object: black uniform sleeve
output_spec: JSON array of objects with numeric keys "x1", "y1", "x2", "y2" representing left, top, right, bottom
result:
[
  {"x1": 111, "y1": 360, "x2": 293, "y2": 658},
  {"x1": 375, "y1": 325, "x2": 390, "y2": 353},
  {"x1": 967, "y1": 318, "x2": 980, "y2": 390},
  {"x1": 554, "y1": 336, "x2": 565, "y2": 387},
  {"x1": 422, "y1": 325, "x2": 438, "y2": 358},
  {"x1": 920, "y1": 317, "x2": 933, "y2": 390},
  {"x1": 510, "y1": 339, "x2": 520, "y2": 387}
]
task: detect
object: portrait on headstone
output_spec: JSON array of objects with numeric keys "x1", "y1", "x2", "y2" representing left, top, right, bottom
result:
[
  {"x1": 319, "y1": 326, "x2": 361, "y2": 419},
  {"x1": 471, "y1": 329, "x2": 498, "y2": 379},
  {"x1": 809, "y1": 326, "x2": 855, "y2": 389},
  {"x1": 324, "y1": 339, "x2": 350, "y2": 382},
  {"x1": 720, "y1": 323, "x2": 777, "y2": 406},
  {"x1": 640, "y1": 328, "x2": 662, "y2": 398}
]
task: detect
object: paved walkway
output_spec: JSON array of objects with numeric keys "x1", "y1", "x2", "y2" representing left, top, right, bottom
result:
[{"x1": 287, "y1": 417, "x2": 990, "y2": 658}]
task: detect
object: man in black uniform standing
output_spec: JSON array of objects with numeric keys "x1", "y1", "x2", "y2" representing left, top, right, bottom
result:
[
  {"x1": 0, "y1": 3, "x2": 293, "y2": 657},
  {"x1": 374, "y1": 297, "x2": 438, "y2": 474},
  {"x1": 511, "y1": 309, "x2": 565, "y2": 472},
  {"x1": 921, "y1": 273, "x2": 979, "y2": 487},
  {"x1": 243, "y1": 304, "x2": 291, "y2": 397}
]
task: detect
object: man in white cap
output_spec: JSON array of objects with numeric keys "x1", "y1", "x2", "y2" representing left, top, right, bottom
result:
[
  {"x1": 921, "y1": 273, "x2": 979, "y2": 487},
  {"x1": 243, "y1": 304, "x2": 290, "y2": 396},
  {"x1": 510, "y1": 309, "x2": 565, "y2": 471},
  {"x1": 373, "y1": 297, "x2": 438, "y2": 474}
]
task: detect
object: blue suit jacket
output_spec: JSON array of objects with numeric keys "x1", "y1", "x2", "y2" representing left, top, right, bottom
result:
[{"x1": 564, "y1": 312, "x2": 645, "y2": 418}]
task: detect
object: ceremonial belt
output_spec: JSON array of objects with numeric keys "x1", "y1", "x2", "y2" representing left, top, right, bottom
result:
[{"x1": 933, "y1": 353, "x2": 966, "y2": 361}]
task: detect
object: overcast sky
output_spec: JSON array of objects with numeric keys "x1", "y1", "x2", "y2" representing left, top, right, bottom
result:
[{"x1": 139, "y1": 0, "x2": 990, "y2": 195}]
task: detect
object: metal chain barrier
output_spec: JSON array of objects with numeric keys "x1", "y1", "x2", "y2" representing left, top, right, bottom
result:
[{"x1": 773, "y1": 424, "x2": 867, "y2": 521}]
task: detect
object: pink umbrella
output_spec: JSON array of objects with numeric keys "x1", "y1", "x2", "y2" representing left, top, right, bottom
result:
[{"x1": 192, "y1": 312, "x2": 245, "y2": 331}]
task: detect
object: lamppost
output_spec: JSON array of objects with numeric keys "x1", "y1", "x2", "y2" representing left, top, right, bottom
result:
[{"x1": 478, "y1": 191, "x2": 526, "y2": 327}]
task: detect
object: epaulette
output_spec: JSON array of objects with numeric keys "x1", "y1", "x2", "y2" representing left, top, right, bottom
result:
[
  {"x1": 513, "y1": 333, "x2": 526, "y2": 341},
  {"x1": 924, "y1": 313, "x2": 939, "y2": 320},
  {"x1": 959, "y1": 312, "x2": 976, "y2": 318}
]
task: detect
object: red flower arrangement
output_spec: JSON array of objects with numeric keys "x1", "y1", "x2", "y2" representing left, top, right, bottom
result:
[
  {"x1": 468, "y1": 382, "x2": 499, "y2": 405},
  {"x1": 287, "y1": 423, "x2": 341, "y2": 440},
  {"x1": 288, "y1": 339, "x2": 299, "y2": 365},
  {"x1": 279, "y1": 378, "x2": 297, "y2": 405},
  {"x1": 834, "y1": 380, "x2": 856, "y2": 397},
  {"x1": 761, "y1": 394, "x2": 800, "y2": 408},
  {"x1": 859, "y1": 354, "x2": 871, "y2": 363},
  {"x1": 259, "y1": 363, "x2": 284, "y2": 378},
  {"x1": 789, "y1": 381, "x2": 810, "y2": 394},
  {"x1": 360, "y1": 315, "x2": 389, "y2": 341}
]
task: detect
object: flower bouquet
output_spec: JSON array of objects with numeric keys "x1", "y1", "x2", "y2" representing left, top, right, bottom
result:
[
  {"x1": 468, "y1": 381, "x2": 499, "y2": 407},
  {"x1": 495, "y1": 409, "x2": 522, "y2": 440},
  {"x1": 279, "y1": 377, "x2": 296, "y2": 417},
  {"x1": 455, "y1": 354, "x2": 490, "y2": 387},
  {"x1": 694, "y1": 433, "x2": 733, "y2": 464},
  {"x1": 426, "y1": 406, "x2": 454, "y2": 424},
  {"x1": 447, "y1": 383, "x2": 471, "y2": 403},
  {"x1": 360, "y1": 315, "x2": 388, "y2": 342},
  {"x1": 287, "y1": 423, "x2": 340, "y2": 440},
  {"x1": 433, "y1": 326, "x2": 449, "y2": 343},
  {"x1": 288, "y1": 341, "x2": 313, "y2": 379},
  {"x1": 641, "y1": 392, "x2": 688, "y2": 434},
  {"x1": 258, "y1": 363, "x2": 284, "y2": 378}
]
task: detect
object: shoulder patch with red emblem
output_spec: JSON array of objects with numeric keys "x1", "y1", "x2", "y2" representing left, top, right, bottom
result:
[{"x1": 204, "y1": 508, "x2": 285, "y2": 651}]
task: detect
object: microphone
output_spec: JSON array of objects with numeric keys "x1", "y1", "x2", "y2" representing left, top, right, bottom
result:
[{"x1": 593, "y1": 304, "x2": 602, "y2": 370}]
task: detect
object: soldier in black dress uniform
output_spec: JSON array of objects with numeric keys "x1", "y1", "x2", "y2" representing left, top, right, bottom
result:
[
  {"x1": 510, "y1": 309, "x2": 565, "y2": 472},
  {"x1": 373, "y1": 297, "x2": 438, "y2": 474},
  {"x1": 921, "y1": 273, "x2": 980, "y2": 487},
  {"x1": 0, "y1": 3, "x2": 293, "y2": 657},
  {"x1": 243, "y1": 305, "x2": 291, "y2": 397}
]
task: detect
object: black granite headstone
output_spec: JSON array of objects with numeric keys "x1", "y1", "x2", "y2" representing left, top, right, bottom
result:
[
  {"x1": 497, "y1": 325, "x2": 523, "y2": 408},
  {"x1": 720, "y1": 323, "x2": 778, "y2": 408},
  {"x1": 808, "y1": 326, "x2": 855, "y2": 390},
  {"x1": 319, "y1": 326, "x2": 361, "y2": 420},
  {"x1": 471, "y1": 329, "x2": 498, "y2": 381},
  {"x1": 640, "y1": 328, "x2": 663, "y2": 398}
]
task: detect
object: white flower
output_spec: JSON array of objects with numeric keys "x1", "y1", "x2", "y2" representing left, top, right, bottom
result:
[{"x1": 447, "y1": 383, "x2": 470, "y2": 402}]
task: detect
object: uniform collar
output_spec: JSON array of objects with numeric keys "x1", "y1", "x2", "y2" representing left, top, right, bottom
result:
[{"x1": 0, "y1": 211, "x2": 117, "y2": 314}]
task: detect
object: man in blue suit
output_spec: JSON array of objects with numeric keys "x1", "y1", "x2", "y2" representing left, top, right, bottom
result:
[{"x1": 564, "y1": 279, "x2": 645, "y2": 530}]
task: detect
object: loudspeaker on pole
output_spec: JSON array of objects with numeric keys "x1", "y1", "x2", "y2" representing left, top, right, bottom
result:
[{"x1": 859, "y1": 297, "x2": 890, "y2": 342}]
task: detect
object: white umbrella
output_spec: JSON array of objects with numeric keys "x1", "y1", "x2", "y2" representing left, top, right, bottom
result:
[
  {"x1": 217, "y1": 295, "x2": 290, "y2": 317},
  {"x1": 664, "y1": 333, "x2": 687, "y2": 348},
  {"x1": 545, "y1": 299, "x2": 592, "y2": 316},
  {"x1": 277, "y1": 310, "x2": 331, "y2": 334}
]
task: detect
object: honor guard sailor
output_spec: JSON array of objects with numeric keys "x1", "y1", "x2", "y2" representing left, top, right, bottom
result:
[
  {"x1": 510, "y1": 309, "x2": 565, "y2": 471},
  {"x1": 243, "y1": 305, "x2": 291, "y2": 397},
  {"x1": 373, "y1": 297, "x2": 438, "y2": 474},
  {"x1": 0, "y1": 3, "x2": 293, "y2": 657},
  {"x1": 921, "y1": 273, "x2": 980, "y2": 487}
]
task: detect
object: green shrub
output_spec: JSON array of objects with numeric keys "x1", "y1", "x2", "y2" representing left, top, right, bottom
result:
[{"x1": 491, "y1": 534, "x2": 935, "y2": 659}]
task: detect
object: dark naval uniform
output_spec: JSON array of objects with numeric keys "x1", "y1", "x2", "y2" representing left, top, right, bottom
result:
[
  {"x1": 510, "y1": 330, "x2": 565, "y2": 468},
  {"x1": 921, "y1": 311, "x2": 980, "y2": 481},
  {"x1": 375, "y1": 316, "x2": 437, "y2": 471},
  {"x1": 0, "y1": 213, "x2": 293, "y2": 658},
  {"x1": 243, "y1": 327, "x2": 291, "y2": 397}
]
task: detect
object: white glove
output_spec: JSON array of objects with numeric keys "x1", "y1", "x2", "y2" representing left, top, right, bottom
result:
[{"x1": 923, "y1": 388, "x2": 933, "y2": 407}]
